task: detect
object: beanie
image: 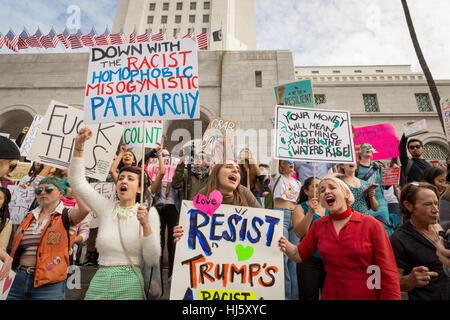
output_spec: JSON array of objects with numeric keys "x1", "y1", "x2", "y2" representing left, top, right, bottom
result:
[{"x1": 0, "y1": 136, "x2": 21, "y2": 160}]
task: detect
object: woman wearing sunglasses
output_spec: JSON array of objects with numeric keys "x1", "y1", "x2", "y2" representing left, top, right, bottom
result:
[
  {"x1": 7, "y1": 176, "x2": 90, "y2": 300},
  {"x1": 67, "y1": 127, "x2": 161, "y2": 300}
]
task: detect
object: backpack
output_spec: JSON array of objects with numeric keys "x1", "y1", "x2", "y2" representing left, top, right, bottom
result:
[
  {"x1": 264, "y1": 176, "x2": 281, "y2": 209},
  {"x1": 399, "y1": 159, "x2": 414, "y2": 188}
]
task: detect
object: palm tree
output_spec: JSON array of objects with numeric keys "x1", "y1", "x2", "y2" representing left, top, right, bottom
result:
[{"x1": 400, "y1": 0, "x2": 446, "y2": 135}]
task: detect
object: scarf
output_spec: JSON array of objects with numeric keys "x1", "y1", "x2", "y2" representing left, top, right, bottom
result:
[
  {"x1": 222, "y1": 194, "x2": 234, "y2": 205},
  {"x1": 114, "y1": 203, "x2": 140, "y2": 220},
  {"x1": 329, "y1": 206, "x2": 352, "y2": 221},
  {"x1": 191, "y1": 166, "x2": 210, "y2": 180}
]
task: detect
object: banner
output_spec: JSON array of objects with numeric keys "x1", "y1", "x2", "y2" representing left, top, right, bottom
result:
[
  {"x1": 7, "y1": 185, "x2": 35, "y2": 224},
  {"x1": 440, "y1": 97, "x2": 450, "y2": 142},
  {"x1": 200, "y1": 116, "x2": 237, "y2": 164},
  {"x1": 20, "y1": 115, "x2": 44, "y2": 158},
  {"x1": 122, "y1": 120, "x2": 163, "y2": 149},
  {"x1": 353, "y1": 123, "x2": 399, "y2": 161},
  {"x1": 274, "y1": 80, "x2": 314, "y2": 108},
  {"x1": 381, "y1": 167, "x2": 401, "y2": 186},
  {"x1": 275, "y1": 105, "x2": 355, "y2": 163},
  {"x1": 9, "y1": 162, "x2": 32, "y2": 182},
  {"x1": 27, "y1": 100, "x2": 124, "y2": 181},
  {"x1": 170, "y1": 197, "x2": 285, "y2": 300},
  {"x1": 84, "y1": 38, "x2": 200, "y2": 123},
  {"x1": 145, "y1": 157, "x2": 180, "y2": 182}
]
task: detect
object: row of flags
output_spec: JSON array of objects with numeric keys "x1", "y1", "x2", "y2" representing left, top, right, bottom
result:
[{"x1": 0, "y1": 26, "x2": 210, "y2": 52}]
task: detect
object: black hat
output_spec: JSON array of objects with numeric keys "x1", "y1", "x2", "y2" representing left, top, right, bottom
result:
[{"x1": 0, "y1": 136, "x2": 21, "y2": 160}]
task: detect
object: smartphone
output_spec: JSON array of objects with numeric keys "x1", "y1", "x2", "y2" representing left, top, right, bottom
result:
[{"x1": 363, "y1": 184, "x2": 379, "y2": 194}]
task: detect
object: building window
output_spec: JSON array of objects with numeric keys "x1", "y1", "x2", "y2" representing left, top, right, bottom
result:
[
  {"x1": 160, "y1": 28, "x2": 164, "y2": 33},
  {"x1": 176, "y1": 2, "x2": 183, "y2": 10},
  {"x1": 415, "y1": 93, "x2": 433, "y2": 112},
  {"x1": 376, "y1": 69, "x2": 384, "y2": 73},
  {"x1": 255, "y1": 71, "x2": 262, "y2": 88},
  {"x1": 332, "y1": 70, "x2": 341, "y2": 74},
  {"x1": 161, "y1": 15, "x2": 168, "y2": 24},
  {"x1": 363, "y1": 94, "x2": 380, "y2": 112},
  {"x1": 149, "y1": 3, "x2": 156, "y2": 11},
  {"x1": 202, "y1": 28, "x2": 207, "y2": 33},
  {"x1": 190, "y1": 2, "x2": 197, "y2": 10},
  {"x1": 203, "y1": 15, "x2": 209, "y2": 23},
  {"x1": 175, "y1": 15, "x2": 182, "y2": 23},
  {"x1": 423, "y1": 142, "x2": 448, "y2": 160},
  {"x1": 314, "y1": 94, "x2": 326, "y2": 105},
  {"x1": 189, "y1": 15, "x2": 196, "y2": 23},
  {"x1": 311, "y1": 71, "x2": 319, "y2": 74},
  {"x1": 173, "y1": 29, "x2": 178, "y2": 37},
  {"x1": 147, "y1": 16, "x2": 154, "y2": 24},
  {"x1": 163, "y1": 2, "x2": 169, "y2": 10},
  {"x1": 354, "y1": 70, "x2": 362, "y2": 73},
  {"x1": 204, "y1": 1, "x2": 210, "y2": 9}
]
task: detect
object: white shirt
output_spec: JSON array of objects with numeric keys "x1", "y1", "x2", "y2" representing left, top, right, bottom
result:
[{"x1": 270, "y1": 173, "x2": 302, "y2": 203}]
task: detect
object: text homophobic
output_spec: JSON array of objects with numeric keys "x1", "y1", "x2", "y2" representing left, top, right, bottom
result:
[{"x1": 84, "y1": 39, "x2": 200, "y2": 123}]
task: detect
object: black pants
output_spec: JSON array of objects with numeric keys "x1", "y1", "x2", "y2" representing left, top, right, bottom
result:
[
  {"x1": 296, "y1": 256, "x2": 326, "y2": 300},
  {"x1": 155, "y1": 204, "x2": 179, "y2": 278}
]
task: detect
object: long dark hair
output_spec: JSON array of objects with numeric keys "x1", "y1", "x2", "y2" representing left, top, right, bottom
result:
[
  {"x1": 298, "y1": 177, "x2": 316, "y2": 203},
  {"x1": 0, "y1": 187, "x2": 11, "y2": 233}
]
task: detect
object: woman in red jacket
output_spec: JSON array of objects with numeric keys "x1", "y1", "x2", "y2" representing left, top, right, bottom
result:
[{"x1": 279, "y1": 175, "x2": 401, "y2": 300}]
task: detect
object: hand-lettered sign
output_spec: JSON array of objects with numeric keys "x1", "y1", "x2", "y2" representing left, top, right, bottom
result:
[
  {"x1": 84, "y1": 39, "x2": 200, "y2": 123},
  {"x1": 145, "y1": 157, "x2": 180, "y2": 182},
  {"x1": 0, "y1": 261, "x2": 16, "y2": 300},
  {"x1": 440, "y1": 97, "x2": 450, "y2": 142},
  {"x1": 381, "y1": 167, "x2": 401, "y2": 186},
  {"x1": 20, "y1": 115, "x2": 44, "y2": 158},
  {"x1": 7, "y1": 185, "x2": 35, "y2": 224},
  {"x1": 353, "y1": 123, "x2": 399, "y2": 161},
  {"x1": 88, "y1": 182, "x2": 117, "y2": 228},
  {"x1": 404, "y1": 119, "x2": 428, "y2": 138},
  {"x1": 27, "y1": 100, "x2": 124, "y2": 181},
  {"x1": 123, "y1": 120, "x2": 163, "y2": 149},
  {"x1": 170, "y1": 200, "x2": 285, "y2": 300},
  {"x1": 275, "y1": 105, "x2": 355, "y2": 163},
  {"x1": 274, "y1": 80, "x2": 314, "y2": 108},
  {"x1": 201, "y1": 116, "x2": 237, "y2": 164}
]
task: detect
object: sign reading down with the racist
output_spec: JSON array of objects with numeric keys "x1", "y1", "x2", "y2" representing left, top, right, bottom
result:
[
  {"x1": 275, "y1": 105, "x2": 355, "y2": 163},
  {"x1": 170, "y1": 194, "x2": 285, "y2": 300},
  {"x1": 84, "y1": 38, "x2": 200, "y2": 123}
]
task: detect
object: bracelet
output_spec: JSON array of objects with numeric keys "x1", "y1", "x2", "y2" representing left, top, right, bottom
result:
[{"x1": 74, "y1": 148, "x2": 84, "y2": 152}]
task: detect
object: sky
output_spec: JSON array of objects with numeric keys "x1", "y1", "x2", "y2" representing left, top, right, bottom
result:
[{"x1": 0, "y1": 0, "x2": 449, "y2": 78}]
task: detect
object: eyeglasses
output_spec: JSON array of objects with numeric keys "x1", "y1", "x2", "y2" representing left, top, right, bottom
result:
[
  {"x1": 408, "y1": 145, "x2": 422, "y2": 150},
  {"x1": 35, "y1": 186, "x2": 55, "y2": 195},
  {"x1": 9, "y1": 163, "x2": 17, "y2": 172}
]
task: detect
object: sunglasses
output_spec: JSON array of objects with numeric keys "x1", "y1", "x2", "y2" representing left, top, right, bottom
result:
[
  {"x1": 9, "y1": 163, "x2": 17, "y2": 172},
  {"x1": 286, "y1": 160, "x2": 295, "y2": 164},
  {"x1": 408, "y1": 145, "x2": 422, "y2": 150},
  {"x1": 35, "y1": 186, "x2": 55, "y2": 195}
]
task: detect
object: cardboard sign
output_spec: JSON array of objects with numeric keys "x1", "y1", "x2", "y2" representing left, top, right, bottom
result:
[
  {"x1": 7, "y1": 185, "x2": 35, "y2": 224},
  {"x1": 123, "y1": 120, "x2": 163, "y2": 149},
  {"x1": 201, "y1": 116, "x2": 237, "y2": 164},
  {"x1": 381, "y1": 167, "x2": 401, "y2": 186},
  {"x1": 84, "y1": 39, "x2": 200, "y2": 123},
  {"x1": 353, "y1": 123, "x2": 399, "y2": 161},
  {"x1": 27, "y1": 101, "x2": 124, "y2": 181},
  {"x1": 0, "y1": 261, "x2": 16, "y2": 300},
  {"x1": 440, "y1": 97, "x2": 450, "y2": 142},
  {"x1": 170, "y1": 200, "x2": 285, "y2": 300},
  {"x1": 275, "y1": 105, "x2": 355, "y2": 163},
  {"x1": 88, "y1": 182, "x2": 118, "y2": 228},
  {"x1": 274, "y1": 80, "x2": 314, "y2": 108},
  {"x1": 9, "y1": 162, "x2": 32, "y2": 182},
  {"x1": 404, "y1": 119, "x2": 428, "y2": 138},
  {"x1": 20, "y1": 115, "x2": 44, "y2": 158},
  {"x1": 145, "y1": 157, "x2": 180, "y2": 182}
]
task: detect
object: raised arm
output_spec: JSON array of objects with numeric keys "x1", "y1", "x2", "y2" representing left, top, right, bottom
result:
[
  {"x1": 109, "y1": 144, "x2": 126, "y2": 184},
  {"x1": 150, "y1": 143, "x2": 165, "y2": 195}
]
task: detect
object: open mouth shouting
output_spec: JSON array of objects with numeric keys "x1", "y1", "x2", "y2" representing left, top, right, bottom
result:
[
  {"x1": 119, "y1": 184, "x2": 128, "y2": 194},
  {"x1": 324, "y1": 194, "x2": 336, "y2": 207},
  {"x1": 228, "y1": 174, "x2": 238, "y2": 185}
]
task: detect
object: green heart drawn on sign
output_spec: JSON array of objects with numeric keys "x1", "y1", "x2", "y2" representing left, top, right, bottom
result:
[{"x1": 235, "y1": 244, "x2": 254, "y2": 261}]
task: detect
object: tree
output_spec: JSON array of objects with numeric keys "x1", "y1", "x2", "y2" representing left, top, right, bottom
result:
[{"x1": 400, "y1": 0, "x2": 446, "y2": 135}]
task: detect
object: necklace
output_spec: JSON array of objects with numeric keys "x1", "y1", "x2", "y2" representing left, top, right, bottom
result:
[{"x1": 415, "y1": 224, "x2": 440, "y2": 246}]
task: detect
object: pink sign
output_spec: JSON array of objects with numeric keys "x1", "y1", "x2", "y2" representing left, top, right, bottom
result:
[
  {"x1": 145, "y1": 157, "x2": 180, "y2": 182},
  {"x1": 354, "y1": 123, "x2": 399, "y2": 160}
]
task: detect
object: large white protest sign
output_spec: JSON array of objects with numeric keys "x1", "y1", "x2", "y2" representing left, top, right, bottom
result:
[
  {"x1": 27, "y1": 100, "x2": 124, "y2": 181},
  {"x1": 170, "y1": 197, "x2": 284, "y2": 300},
  {"x1": 123, "y1": 120, "x2": 163, "y2": 149},
  {"x1": 84, "y1": 39, "x2": 200, "y2": 123},
  {"x1": 275, "y1": 105, "x2": 355, "y2": 163},
  {"x1": 7, "y1": 186, "x2": 35, "y2": 224},
  {"x1": 20, "y1": 115, "x2": 44, "y2": 158}
]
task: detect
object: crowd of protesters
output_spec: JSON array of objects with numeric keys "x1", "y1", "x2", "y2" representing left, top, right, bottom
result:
[{"x1": 0, "y1": 118, "x2": 449, "y2": 301}]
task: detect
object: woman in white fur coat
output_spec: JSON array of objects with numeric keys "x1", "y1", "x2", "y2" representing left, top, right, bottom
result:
[{"x1": 68, "y1": 127, "x2": 161, "y2": 300}]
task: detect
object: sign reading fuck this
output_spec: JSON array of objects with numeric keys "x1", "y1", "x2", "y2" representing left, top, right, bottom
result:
[
  {"x1": 275, "y1": 105, "x2": 355, "y2": 163},
  {"x1": 84, "y1": 38, "x2": 200, "y2": 123},
  {"x1": 170, "y1": 193, "x2": 285, "y2": 300}
]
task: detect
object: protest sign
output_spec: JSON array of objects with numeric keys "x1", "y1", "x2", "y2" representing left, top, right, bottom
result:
[
  {"x1": 123, "y1": 120, "x2": 163, "y2": 149},
  {"x1": 275, "y1": 105, "x2": 355, "y2": 163},
  {"x1": 274, "y1": 80, "x2": 314, "y2": 108},
  {"x1": 404, "y1": 119, "x2": 428, "y2": 138},
  {"x1": 9, "y1": 162, "x2": 32, "y2": 182},
  {"x1": 353, "y1": 123, "x2": 399, "y2": 161},
  {"x1": 0, "y1": 261, "x2": 16, "y2": 300},
  {"x1": 27, "y1": 100, "x2": 124, "y2": 181},
  {"x1": 440, "y1": 97, "x2": 450, "y2": 142},
  {"x1": 20, "y1": 115, "x2": 44, "y2": 158},
  {"x1": 170, "y1": 198, "x2": 285, "y2": 300},
  {"x1": 84, "y1": 38, "x2": 200, "y2": 123},
  {"x1": 7, "y1": 185, "x2": 35, "y2": 224},
  {"x1": 88, "y1": 182, "x2": 117, "y2": 228},
  {"x1": 145, "y1": 157, "x2": 180, "y2": 182},
  {"x1": 381, "y1": 167, "x2": 401, "y2": 186},
  {"x1": 200, "y1": 117, "x2": 237, "y2": 164}
]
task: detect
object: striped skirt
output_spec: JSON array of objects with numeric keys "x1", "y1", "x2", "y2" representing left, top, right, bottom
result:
[{"x1": 84, "y1": 266, "x2": 145, "y2": 300}]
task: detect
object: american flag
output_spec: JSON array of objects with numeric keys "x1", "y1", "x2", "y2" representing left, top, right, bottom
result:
[
  {"x1": 26, "y1": 28, "x2": 43, "y2": 48},
  {"x1": 196, "y1": 32, "x2": 208, "y2": 50},
  {"x1": 174, "y1": 28, "x2": 181, "y2": 39},
  {"x1": 94, "y1": 26, "x2": 111, "y2": 46},
  {"x1": 183, "y1": 28, "x2": 195, "y2": 39},
  {"x1": 151, "y1": 29, "x2": 167, "y2": 41},
  {"x1": 40, "y1": 27, "x2": 58, "y2": 49},
  {"x1": 81, "y1": 27, "x2": 97, "y2": 47},
  {"x1": 17, "y1": 28, "x2": 30, "y2": 50},
  {"x1": 137, "y1": 28, "x2": 151, "y2": 43},
  {"x1": 110, "y1": 28, "x2": 126, "y2": 45},
  {"x1": 129, "y1": 27, "x2": 137, "y2": 43},
  {"x1": 0, "y1": 33, "x2": 5, "y2": 49},
  {"x1": 68, "y1": 29, "x2": 83, "y2": 49},
  {"x1": 5, "y1": 29, "x2": 18, "y2": 52},
  {"x1": 57, "y1": 27, "x2": 70, "y2": 48}
]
